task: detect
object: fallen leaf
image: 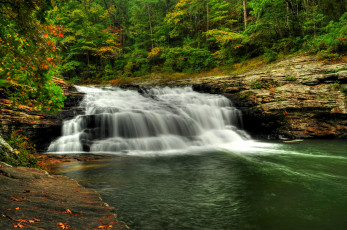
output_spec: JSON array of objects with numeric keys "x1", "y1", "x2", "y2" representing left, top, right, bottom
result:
[
  {"x1": 29, "y1": 220, "x2": 35, "y2": 223},
  {"x1": 15, "y1": 207, "x2": 20, "y2": 210},
  {"x1": 65, "y1": 209, "x2": 72, "y2": 214},
  {"x1": 17, "y1": 219, "x2": 28, "y2": 222},
  {"x1": 1, "y1": 214, "x2": 6, "y2": 218},
  {"x1": 13, "y1": 223, "x2": 25, "y2": 228},
  {"x1": 57, "y1": 222, "x2": 71, "y2": 229},
  {"x1": 97, "y1": 225, "x2": 113, "y2": 229},
  {"x1": 11, "y1": 197, "x2": 20, "y2": 202},
  {"x1": 33, "y1": 218, "x2": 40, "y2": 222}
]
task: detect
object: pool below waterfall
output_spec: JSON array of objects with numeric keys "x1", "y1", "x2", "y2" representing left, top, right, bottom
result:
[
  {"x1": 50, "y1": 86, "x2": 347, "y2": 229},
  {"x1": 54, "y1": 140, "x2": 347, "y2": 230}
]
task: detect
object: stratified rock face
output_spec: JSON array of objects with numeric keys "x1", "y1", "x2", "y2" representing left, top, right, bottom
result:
[
  {"x1": 0, "y1": 78, "x2": 84, "y2": 152},
  {"x1": 163, "y1": 55, "x2": 347, "y2": 139}
]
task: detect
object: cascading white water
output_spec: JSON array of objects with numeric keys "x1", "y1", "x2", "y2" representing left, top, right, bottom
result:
[{"x1": 48, "y1": 86, "x2": 250, "y2": 154}]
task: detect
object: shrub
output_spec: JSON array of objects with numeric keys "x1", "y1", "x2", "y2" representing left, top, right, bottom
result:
[
  {"x1": 0, "y1": 131, "x2": 39, "y2": 168},
  {"x1": 161, "y1": 46, "x2": 214, "y2": 73}
]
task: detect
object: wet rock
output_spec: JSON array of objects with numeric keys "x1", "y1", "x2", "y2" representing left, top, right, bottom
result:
[{"x1": 0, "y1": 162, "x2": 128, "y2": 229}]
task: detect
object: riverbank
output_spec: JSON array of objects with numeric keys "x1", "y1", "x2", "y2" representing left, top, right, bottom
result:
[
  {"x1": 0, "y1": 54, "x2": 346, "y2": 229},
  {"x1": 0, "y1": 161, "x2": 128, "y2": 229}
]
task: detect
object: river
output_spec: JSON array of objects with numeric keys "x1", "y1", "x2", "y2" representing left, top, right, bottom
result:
[{"x1": 50, "y1": 86, "x2": 347, "y2": 229}]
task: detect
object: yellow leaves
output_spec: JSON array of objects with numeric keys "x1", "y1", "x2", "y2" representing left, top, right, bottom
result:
[{"x1": 205, "y1": 29, "x2": 243, "y2": 46}]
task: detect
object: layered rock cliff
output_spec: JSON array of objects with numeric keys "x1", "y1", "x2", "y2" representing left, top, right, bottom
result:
[
  {"x1": 0, "y1": 78, "x2": 84, "y2": 152},
  {"x1": 169, "y1": 55, "x2": 347, "y2": 139}
]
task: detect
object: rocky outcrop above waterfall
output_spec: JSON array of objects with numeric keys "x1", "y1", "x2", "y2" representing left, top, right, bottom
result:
[
  {"x1": 139, "y1": 55, "x2": 347, "y2": 139},
  {"x1": 0, "y1": 161, "x2": 128, "y2": 229},
  {"x1": 0, "y1": 78, "x2": 84, "y2": 152}
]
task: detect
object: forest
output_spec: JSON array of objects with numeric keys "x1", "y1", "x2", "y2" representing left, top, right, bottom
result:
[{"x1": 0, "y1": 0, "x2": 346, "y2": 112}]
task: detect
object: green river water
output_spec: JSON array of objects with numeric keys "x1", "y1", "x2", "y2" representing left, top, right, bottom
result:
[{"x1": 54, "y1": 139, "x2": 347, "y2": 230}]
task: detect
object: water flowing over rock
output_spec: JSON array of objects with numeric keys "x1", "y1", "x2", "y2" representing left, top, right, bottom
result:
[
  {"x1": 48, "y1": 86, "x2": 249, "y2": 154},
  {"x1": 139, "y1": 55, "x2": 347, "y2": 139}
]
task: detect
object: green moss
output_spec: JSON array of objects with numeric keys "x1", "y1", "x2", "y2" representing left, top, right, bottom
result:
[{"x1": 285, "y1": 75, "x2": 297, "y2": 81}]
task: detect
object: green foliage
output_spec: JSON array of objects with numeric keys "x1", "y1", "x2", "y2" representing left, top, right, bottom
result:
[
  {"x1": 263, "y1": 47, "x2": 277, "y2": 63},
  {"x1": 285, "y1": 76, "x2": 297, "y2": 81},
  {"x1": 48, "y1": 0, "x2": 121, "y2": 81},
  {"x1": 0, "y1": 131, "x2": 39, "y2": 168},
  {"x1": 0, "y1": 0, "x2": 66, "y2": 112},
  {"x1": 251, "y1": 80, "x2": 263, "y2": 89},
  {"x1": 162, "y1": 46, "x2": 214, "y2": 73},
  {"x1": 2, "y1": 0, "x2": 347, "y2": 88},
  {"x1": 307, "y1": 13, "x2": 347, "y2": 53}
]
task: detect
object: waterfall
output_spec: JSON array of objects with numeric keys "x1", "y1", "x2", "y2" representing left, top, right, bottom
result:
[{"x1": 48, "y1": 86, "x2": 250, "y2": 154}]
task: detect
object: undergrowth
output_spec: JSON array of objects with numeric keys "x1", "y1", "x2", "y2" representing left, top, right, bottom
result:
[{"x1": 0, "y1": 131, "x2": 53, "y2": 171}]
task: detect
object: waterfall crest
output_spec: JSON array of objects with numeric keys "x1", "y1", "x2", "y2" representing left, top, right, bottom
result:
[{"x1": 48, "y1": 86, "x2": 250, "y2": 154}]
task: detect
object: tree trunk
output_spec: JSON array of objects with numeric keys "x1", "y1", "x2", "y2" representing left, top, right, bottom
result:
[
  {"x1": 206, "y1": 0, "x2": 209, "y2": 47},
  {"x1": 243, "y1": 0, "x2": 247, "y2": 30},
  {"x1": 147, "y1": 5, "x2": 154, "y2": 50}
]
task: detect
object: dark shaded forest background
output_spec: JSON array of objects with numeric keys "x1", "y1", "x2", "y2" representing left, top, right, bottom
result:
[{"x1": 0, "y1": 0, "x2": 346, "y2": 112}]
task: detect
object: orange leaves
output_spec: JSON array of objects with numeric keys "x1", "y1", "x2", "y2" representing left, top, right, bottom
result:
[
  {"x1": 96, "y1": 225, "x2": 113, "y2": 229},
  {"x1": 64, "y1": 209, "x2": 72, "y2": 214},
  {"x1": 30, "y1": 218, "x2": 41, "y2": 223},
  {"x1": 13, "y1": 218, "x2": 41, "y2": 228},
  {"x1": 57, "y1": 222, "x2": 71, "y2": 229},
  {"x1": 13, "y1": 223, "x2": 25, "y2": 228},
  {"x1": 11, "y1": 197, "x2": 20, "y2": 202},
  {"x1": 44, "y1": 33, "x2": 49, "y2": 38},
  {"x1": 16, "y1": 219, "x2": 27, "y2": 223}
]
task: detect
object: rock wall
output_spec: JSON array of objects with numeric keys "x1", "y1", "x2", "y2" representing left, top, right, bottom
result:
[
  {"x1": 0, "y1": 78, "x2": 84, "y2": 152},
  {"x1": 144, "y1": 55, "x2": 347, "y2": 139},
  {"x1": 190, "y1": 56, "x2": 347, "y2": 139},
  {"x1": 1, "y1": 55, "x2": 346, "y2": 149}
]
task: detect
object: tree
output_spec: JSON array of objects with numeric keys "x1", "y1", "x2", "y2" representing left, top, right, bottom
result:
[
  {"x1": 48, "y1": 0, "x2": 121, "y2": 80},
  {"x1": 0, "y1": 0, "x2": 65, "y2": 112}
]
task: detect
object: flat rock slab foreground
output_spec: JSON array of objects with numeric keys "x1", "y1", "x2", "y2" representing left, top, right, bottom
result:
[{"x1": 0, "y1": 162, "x2": 128, "y2": 229}]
